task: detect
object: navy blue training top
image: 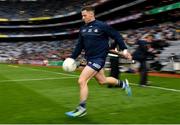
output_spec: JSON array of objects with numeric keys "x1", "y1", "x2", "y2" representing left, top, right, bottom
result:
[{"x1": 71, "y1": 20, "x2": 127, "y2": 60}]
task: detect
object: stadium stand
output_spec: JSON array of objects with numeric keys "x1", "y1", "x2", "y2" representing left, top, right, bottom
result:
[
  {"x1": 0, "y1": 21, "x2": 179, "y2": 67},
  {"x1": 0, "y1": 0, "x2": 96, "y2": 19}
]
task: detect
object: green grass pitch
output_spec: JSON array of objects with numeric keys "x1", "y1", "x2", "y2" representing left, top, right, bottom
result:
[{"x1": 0, "y1": 63, "x2": 180, "y2": 124}]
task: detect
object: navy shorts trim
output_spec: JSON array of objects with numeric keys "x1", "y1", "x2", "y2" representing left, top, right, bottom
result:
[{"x1": 87, "y1": 58, "x2": 106, "y2": 72}]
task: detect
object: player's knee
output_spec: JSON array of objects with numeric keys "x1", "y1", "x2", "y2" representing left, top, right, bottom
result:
[
  {"x1": 78, "y1": 78, "x2": 84, "y2": 84},
  {"x1": 78, "y1": 78, "x2": 87, "y2": 86}
]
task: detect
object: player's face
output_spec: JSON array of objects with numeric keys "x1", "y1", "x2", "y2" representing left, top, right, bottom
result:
[{"x1": 81, "y1": 10, "x2": 94, "y2": 24}]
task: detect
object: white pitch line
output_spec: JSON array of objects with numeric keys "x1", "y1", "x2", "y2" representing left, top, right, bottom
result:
[
  {"x1": 21, "y1": 67, "x2": 79, "y2": 77},
  {"x1": 8, "y1": 65, "x2": 19, "y2": 68},
  {"x1": 0, "y1": 76, "x2": 78, "y2": 83},
  {"x1": 130, "y1": 83, "x2": 180, "y2": 93}
]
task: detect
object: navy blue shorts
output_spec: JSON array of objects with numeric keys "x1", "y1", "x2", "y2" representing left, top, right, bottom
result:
[{"x1": 87, "y1": 58, "x2": 106, "y2": 72}]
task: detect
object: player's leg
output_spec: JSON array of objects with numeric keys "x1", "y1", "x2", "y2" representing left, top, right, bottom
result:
[
  {"x1": 78, "y1": 65, "x2": 97, "y2": 104},
  {"x1": 94, "y1": 69, "x2": 118, "y2": 85},
  {"x1": 65, "y1": 65, "x2": 97, "y2": 117},
  {"x1": 94, "y1": 69, "x2": 132, "y2": 96}
]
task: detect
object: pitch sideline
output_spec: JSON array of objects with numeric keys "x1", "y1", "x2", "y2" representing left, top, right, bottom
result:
[{"x1": 0, "y1": 76, "x2": 78, "y2": 83}]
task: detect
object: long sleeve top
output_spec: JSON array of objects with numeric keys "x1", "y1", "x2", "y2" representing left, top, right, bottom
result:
[{"x1": 71, "y1": 20, "x2": 127, "y2": 60}]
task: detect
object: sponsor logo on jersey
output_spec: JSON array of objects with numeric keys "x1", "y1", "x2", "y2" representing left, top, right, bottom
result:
[{"x1": 88, "y1": 29, "x2": 92, "y2": 32}]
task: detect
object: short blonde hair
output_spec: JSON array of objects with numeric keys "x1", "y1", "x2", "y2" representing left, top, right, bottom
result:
[{"x1": 81, "y1": 6, "x2": 95, "y2": 13}]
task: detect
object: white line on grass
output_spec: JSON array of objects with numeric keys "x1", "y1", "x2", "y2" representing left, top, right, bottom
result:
[
  {"x1": 130, "y1": 83, "x2": 180, "y2": 93},
  {"x1": 20, "y1": 66, "x2": 79, "y2": 77},
  {"x1": 0, "y1": 76, "x2": 78, "y2": 83},
  {"x1": 8, "y1": 65, "x2": 19, "y2": 68}
]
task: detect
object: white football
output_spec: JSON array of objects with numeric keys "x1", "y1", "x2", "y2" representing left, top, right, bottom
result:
[{"x1": 62, "y1": 58, "x2": 77, "y2": 72}]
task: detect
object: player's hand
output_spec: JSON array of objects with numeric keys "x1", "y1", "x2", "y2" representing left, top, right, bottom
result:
[{"x1": 122, "y1": 49, "x2": 132, "y2": 60}]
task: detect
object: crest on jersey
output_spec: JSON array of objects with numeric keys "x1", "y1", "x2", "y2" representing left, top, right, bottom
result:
[{"x1": 94, "y1": 29, "x2": 98, "y2": 33}]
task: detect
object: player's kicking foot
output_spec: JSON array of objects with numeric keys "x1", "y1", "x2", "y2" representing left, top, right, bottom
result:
[
  {"x1": 65, "y1": 106, "x2": 87, "y2": 117},
  {"x1": 124, "y1": 79, "x2": 132, "y2": 96}
]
